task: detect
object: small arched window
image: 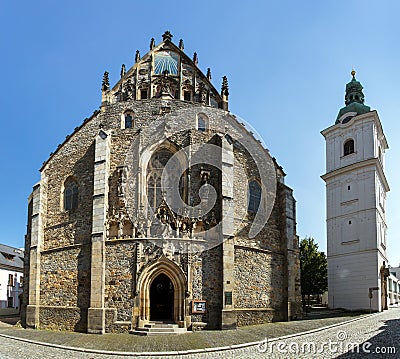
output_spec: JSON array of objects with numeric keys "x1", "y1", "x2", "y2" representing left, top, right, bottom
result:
[
  {"x1": 197, "y1": 114, "x2": 208, "y2": 132},
  {"x1": 64, "y1": 179, "x2": 78, "y2": 210},
  {"x1": 122, "y1": 111, "x2": 134, "y2": 129},
  {"x1": 248, "y1": 180, "x2": 261, "y2": 213},
  {"x1": 344, "y1": 139, "x2": 355, "y2": 156},
  {"x1": 125, "y1": 113, "x2": 133, "y2": 128}
]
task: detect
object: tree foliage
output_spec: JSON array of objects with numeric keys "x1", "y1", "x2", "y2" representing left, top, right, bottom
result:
[{"x1": 300, "y1": 237, "x2": 328, "y2": 302}]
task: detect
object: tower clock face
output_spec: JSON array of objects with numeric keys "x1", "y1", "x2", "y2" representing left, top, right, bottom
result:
[{"x1": 154, "y1": 51, "x2": 179, "y2": 75}]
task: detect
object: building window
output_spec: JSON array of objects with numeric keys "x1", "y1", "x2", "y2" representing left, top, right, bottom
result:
[
  {"x1": 197, "y1": 114, "x2": 208, "y2": 132},
  {"x1": 184, "y1": 91, "x2": 191, "y2": 101},
  {"x1": 124, "y1": 113, "x2": 133, "y2": 128},
  {"x1": 147, "y1": 147, "x2": 185, "y2": 211},
  {"x1": 20, "y1": 276, "x2": 23, "y2": 287},
  {"x1": 64, "y1": 178, "x2": 78, "y2": 210},
  {"x1": 248, "y1": 180, "x2": 262, "y2": 213},
  {"x1": 344, "y1": 139, "x2": 355, "y2": 156},
  {"x1": 7, "y1": 297, "x2": 13, "y2": 308},
  {"x1": 140, "y1": 89, "x2": 148, "y2": 99},
  {"x1": 8, "y1": 274, "x2": 14, "y2": 286},
  {"x1": 147, "y1": 149, "x2": 174, "y2": 211}
]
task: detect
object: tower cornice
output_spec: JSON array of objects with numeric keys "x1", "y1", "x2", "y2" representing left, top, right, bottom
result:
[{"x1": 321, "y1": 157, "x2": 390, "y2": 192}]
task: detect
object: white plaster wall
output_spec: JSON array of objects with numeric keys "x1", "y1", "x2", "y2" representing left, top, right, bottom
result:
[
  {"x1": 0, "y1": 269, "x2": 23, "y2": 309},
  {"x1": 328, "y1": 251, "x2": 380, "y2": 310},
  {"x1": 323, "y1": 111, "x2": 389, "y2": 311}
]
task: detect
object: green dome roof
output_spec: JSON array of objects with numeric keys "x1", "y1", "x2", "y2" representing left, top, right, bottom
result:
[{"x1": 336, "y1": 70, "x2": 370, "y2": 123}]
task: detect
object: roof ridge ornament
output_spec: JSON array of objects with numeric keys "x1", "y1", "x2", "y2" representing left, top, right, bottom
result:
[
  {"x1": 179, "y1": 39, "x2": 184, "y2": 50},
  {"x1": 162, "y1": 30, "x2": 173, "y2": 42},
  {"x1": 120, "y1": 64, "x2": 126, "y2": 78},
  {"x1": 150, "y1": 38, "x2": 155, "y2": 50},
  {"x1": 193, "y1": 52, "x2": 198, "y2": 66}
]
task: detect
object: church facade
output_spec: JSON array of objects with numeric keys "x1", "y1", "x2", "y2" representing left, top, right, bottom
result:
[{"x1": 22, "y1": 32, "x2": 301, "y2": 333}]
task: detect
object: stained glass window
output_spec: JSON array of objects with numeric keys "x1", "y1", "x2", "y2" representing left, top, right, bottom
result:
[{"x1": 154, "y1": 51, "x2": 179, "y2": 75}]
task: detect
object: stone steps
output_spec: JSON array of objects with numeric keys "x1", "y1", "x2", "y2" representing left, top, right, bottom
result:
[{"x1": 130, "y1": 321, "x2": 189, "y2": 336}]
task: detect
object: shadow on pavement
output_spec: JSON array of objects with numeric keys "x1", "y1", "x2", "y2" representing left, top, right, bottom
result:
[
  {"x1": 335, "y1": 317, "x2": 399, "y2": 358},
  {"x1": 0, "y1": 315, "x2": 20, "y2": 326}
]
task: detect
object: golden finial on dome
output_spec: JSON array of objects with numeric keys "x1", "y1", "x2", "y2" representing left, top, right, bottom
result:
[{"x1": 351, "y1": 68, "x2": 356, "y2": 78}]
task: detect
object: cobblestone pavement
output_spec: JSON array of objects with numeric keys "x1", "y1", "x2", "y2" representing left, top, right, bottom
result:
[{"x1": 0, "y1": 308, "x2": 398, "y2": 358}]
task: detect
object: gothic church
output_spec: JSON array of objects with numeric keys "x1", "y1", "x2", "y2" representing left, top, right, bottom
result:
[{"x1": 23, "y1": 32, "x2": 301, "y2": 333}]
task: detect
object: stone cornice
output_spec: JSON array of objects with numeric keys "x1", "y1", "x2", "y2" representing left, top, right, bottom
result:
[
  {"x1": 321, "y1": 110, "x2": 388, "y2": 150},
  {"x1": 321, "y1": 157, "x2": 390, "y2": 192}
]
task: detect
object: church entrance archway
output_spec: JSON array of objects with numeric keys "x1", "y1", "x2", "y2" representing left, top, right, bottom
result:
[
  {"x1": 137, "y1": 256, "x2": 187, "y2": 327},
  {"x1": 150, "y1": 273, "x2": 174, "y2": 321}
]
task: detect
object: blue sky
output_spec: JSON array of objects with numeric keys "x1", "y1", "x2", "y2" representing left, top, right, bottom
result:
[{"x1": 0, "y1": 1, "x2": 399, "y2": 266}]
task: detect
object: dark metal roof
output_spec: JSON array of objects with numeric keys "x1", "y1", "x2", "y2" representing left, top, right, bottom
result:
[{"x1": 0, "y1": 243, "x2": 24, "y2": 271}]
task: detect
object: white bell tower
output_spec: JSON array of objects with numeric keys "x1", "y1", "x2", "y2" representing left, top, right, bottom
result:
[{"x1": 321, "y1": 71, "x2": 389, "y2": 311}]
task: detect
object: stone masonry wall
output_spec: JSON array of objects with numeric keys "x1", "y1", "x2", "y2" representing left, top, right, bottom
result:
[
  {"x1": 104, "y1": 241, "x2": 136, "y2": 321},
  {"x1": 234, "y1": 246, "x2": 286, "y2": 323},
  {"x1": 40, "y1": 246, "x2": 90, "y2": 307}
]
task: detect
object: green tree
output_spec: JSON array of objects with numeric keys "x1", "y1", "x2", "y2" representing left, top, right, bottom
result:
[{"x1": 300, "y1": 237, "x2": 328, "y2": 307}]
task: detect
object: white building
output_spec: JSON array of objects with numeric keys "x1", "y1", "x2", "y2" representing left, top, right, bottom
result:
[
  {"x1": 388, "y1": 270, "x2": 400, "y2": 306},
  {"x1": 321, "y1": 71, "x2": 390, "y2": 312},
  {"x1": 0, "y1": 244, "x2": 24, "y2": 309}
]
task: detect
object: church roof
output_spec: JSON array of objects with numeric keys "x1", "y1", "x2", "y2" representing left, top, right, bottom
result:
[{"x1": 102, "y1": 31, "x2": 226, "y2": 106}]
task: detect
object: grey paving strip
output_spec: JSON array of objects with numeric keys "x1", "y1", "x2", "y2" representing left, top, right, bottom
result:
[{"x1": 0, "y1": 313, "x2": 374, "y2": 357}]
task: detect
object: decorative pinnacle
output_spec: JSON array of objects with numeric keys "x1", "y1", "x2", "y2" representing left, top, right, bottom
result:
[
  {"x1": 221, "y1": 76, "x2": 229, "y2": 96},
  {"x1": 193, "y1": 52, "x2": 198, "y2": 66},
  {"x1": 135, "y1": 50, "x2": 141, "y2": 63},
  {"x1": 351, "y1": 68, "x2": 356, "y2": 78},
  {"x1": 179, "y1": 39, "x2": 184, "y2": 50},
  {"x1": 120, "y1": 64, "x2": 126, "y2": 78},
  {"x1": 162, "y1": 31, "x2": 173, "y2": 42},
  {"x1": 101, "y1": 71, "x2": 110, "y2": 91},
  {"x1": 150, "y1": 38, "x2": 155, "y2": 50},
  {"x1": 206, "y1": 68, "x2": 212, "y2": 81}
]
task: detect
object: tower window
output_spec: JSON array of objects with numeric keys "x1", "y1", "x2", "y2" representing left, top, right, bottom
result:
[
  {"x1": 344, "y1": 139, "x2": 355, "y2": 156},
  {"x1": 64, "y1": 178, "x2": 78, "y2": 210},
  {"x1": 184, "y1": 91, "x2": 191, "y2": 101},
  {"x1": 248, "y1": 180, "x2": 262, "y2": 213},
  {"x1": 348, "y1": 185, "x2": 351, "y2": 191}
]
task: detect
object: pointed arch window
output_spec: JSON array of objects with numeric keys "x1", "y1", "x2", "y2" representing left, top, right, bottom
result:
[
  {"x1": 64, "y1": 178, "x2": 78, "y2": 210},
  {"x1": 344, "y1": 139, "x2": 355, "y2": 156},
  {"x1": 248, "y1": 180, "x2": 261, "y2": 214},
  {"x1": 147, "y1": 149, "x2": 174, "y2": 211},
  {"x1": 147, "y1": 148, "x2": 186, "y2": 212},
  {"x1": 197, "y1": 114, "x2": 208, "y2": 132}
]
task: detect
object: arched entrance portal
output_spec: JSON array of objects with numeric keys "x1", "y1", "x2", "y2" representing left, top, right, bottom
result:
[
  {"x1": 137, "y1": 256, "x2": 188, "y2": 327},
  {"x1": 150, "y1": 273, "x2": 174, "y2": 321}
]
